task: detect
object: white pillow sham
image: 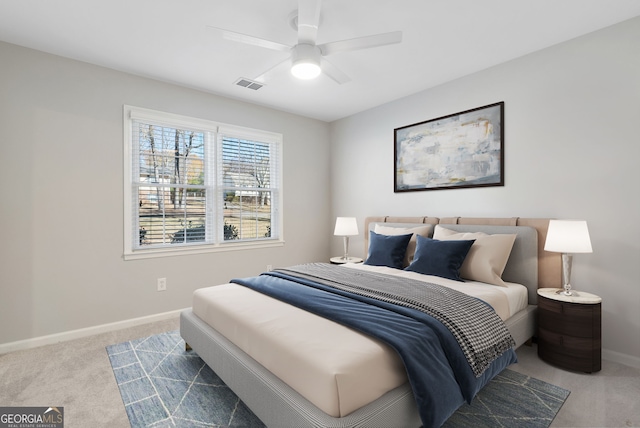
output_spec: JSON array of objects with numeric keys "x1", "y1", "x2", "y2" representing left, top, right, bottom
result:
[{"x1": 433, "y1": 225, "x2": 516, "y2": 287}]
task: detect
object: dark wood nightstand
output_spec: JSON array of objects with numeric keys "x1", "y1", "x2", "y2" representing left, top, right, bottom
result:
[{"x1": 537, "y1": 288, "x2": 602, "y2": 373}]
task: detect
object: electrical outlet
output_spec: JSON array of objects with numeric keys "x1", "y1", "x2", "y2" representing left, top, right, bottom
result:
[
  {"x1": 266, "y1": 265, "x2": 273, "y2": 272},
  {"x1": 157, "y1": 277, "x2": 167, "y2": 292}
]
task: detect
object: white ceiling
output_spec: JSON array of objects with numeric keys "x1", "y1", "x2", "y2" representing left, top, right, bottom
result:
[{"x1": 1, "y1": 1, "x2": 639, "y2": 122}]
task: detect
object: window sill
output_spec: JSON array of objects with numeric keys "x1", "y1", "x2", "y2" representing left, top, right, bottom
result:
[{"x1": 123, "y1": 239, "x2": 284, "y2": 261}]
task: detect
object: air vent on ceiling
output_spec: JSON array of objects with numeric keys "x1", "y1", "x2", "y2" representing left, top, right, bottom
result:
[{"x1": 235, "y1": 78, "x2": 264, "y2": 90}]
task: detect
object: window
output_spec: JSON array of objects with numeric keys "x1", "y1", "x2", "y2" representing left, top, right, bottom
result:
[{"x1": 124, "y1": 106, "x2": 282, "y2": 259}]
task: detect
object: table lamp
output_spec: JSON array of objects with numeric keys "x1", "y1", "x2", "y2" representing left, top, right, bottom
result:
[
  {"x1": 544, "y1": 219, "x2": 593, "y2": 296},
  {"x1": 334, "y1": 217, "x2": 359, "y2": 262}
]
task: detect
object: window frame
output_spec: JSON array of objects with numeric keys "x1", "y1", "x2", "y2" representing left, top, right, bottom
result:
[{"x1": 123, "y1": 105, "x2": 283, "y2": 260}]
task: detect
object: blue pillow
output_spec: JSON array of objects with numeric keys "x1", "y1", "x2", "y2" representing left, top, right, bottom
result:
[
  {"x1": 405, "y1": 235, "x2": 475, "y2": 281},
  {"x1": 364, "y1": 230, "x2": 413, "y2": 269}
]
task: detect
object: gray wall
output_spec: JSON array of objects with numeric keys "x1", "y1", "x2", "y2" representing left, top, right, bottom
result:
[
  {"x1": 330, "y1": 17, "x2": 640, "y2": 366},
  {"x1": 0, "y1": 41, "x2": 331, "y2": 344}
]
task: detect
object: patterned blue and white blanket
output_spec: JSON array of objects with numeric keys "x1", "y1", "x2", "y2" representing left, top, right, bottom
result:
[{"x1": 232, "y1": 263, "x2": 517, "y2": 428}]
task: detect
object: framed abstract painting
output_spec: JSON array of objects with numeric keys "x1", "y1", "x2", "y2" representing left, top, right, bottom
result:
[{"x1": 394, "y1": 102, "x2": 504, "y2": 192}]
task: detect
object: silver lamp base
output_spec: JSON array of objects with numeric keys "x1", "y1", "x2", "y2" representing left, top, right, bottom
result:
[
  {"x1": 556, "y1": 253, "x2": 575, "y2": 296},
  {"x1": 342, "y1": 236, "x2": 351, "y2": 261}
]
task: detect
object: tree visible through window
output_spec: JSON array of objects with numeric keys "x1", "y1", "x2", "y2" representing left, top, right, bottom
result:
[
  {"x1": 222, "y1": 137, "x2": 273, "y2": 241},
  {"x1": 124, "y1": 106, "x2": 282, "y2": 258},
  {"x1": 137, "y1": 124, "x2": 206, "y2": 246}
]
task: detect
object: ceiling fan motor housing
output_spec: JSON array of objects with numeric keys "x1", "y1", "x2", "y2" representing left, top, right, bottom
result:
[{"x1": 291, "y1": 43, "x2": 322, "y2": 79}]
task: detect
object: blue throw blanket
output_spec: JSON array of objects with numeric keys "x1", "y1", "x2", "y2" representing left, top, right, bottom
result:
[{"x1": 232, "y1": 268, "x2": 517, "y2": 428}]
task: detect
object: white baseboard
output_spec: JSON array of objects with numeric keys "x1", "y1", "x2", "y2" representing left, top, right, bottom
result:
[
  {"x1": 603, "y1": 348, "x2": 640, "y2": 370},
  {"x1": 0, "y1": 309, "x2": 186, "y2": 355}
]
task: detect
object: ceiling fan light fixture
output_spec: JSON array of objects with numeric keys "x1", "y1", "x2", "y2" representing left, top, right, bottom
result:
[
  {"x1": 290, "y1": 43, "x2": 322, "y2": 80},
  {"x1": 291, "y1": 60, "x2": 321, "y2": 79}
]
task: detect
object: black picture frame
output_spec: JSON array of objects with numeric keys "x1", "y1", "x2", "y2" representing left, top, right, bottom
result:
[{"x1": 394, "y1": 102, "x2": 504, "y2": 192}]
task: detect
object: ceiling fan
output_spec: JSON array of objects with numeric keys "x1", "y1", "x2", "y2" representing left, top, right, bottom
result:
[{"x1": 206, "y1": 0, "x2": 402, "y2": 84}]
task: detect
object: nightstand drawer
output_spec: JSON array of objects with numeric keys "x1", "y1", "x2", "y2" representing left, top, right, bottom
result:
[
  {"x1": 538, "y1": 328, "x2": 601, "y2": 372},
  {"x1": 538, "y1": 295, "x2": 595, "y2": 317},
  {"x1": 538, "y1": 297, "x2": 600, "y2": 338},
  {"x1": 538, "y1": 327, "x2": 600, "y2": 353}
]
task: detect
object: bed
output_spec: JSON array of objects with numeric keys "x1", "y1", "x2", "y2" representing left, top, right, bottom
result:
[{"x1": 180, "y1": 216, "x2": 561, "y2": 427}]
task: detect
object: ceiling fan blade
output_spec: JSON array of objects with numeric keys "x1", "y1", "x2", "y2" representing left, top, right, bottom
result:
[
  {"x1": 253, "y1": 58, "x2": 291, "y2": 83},
  {"x1": 321, "y1": 59, "x2": 351, "y2": 84},
  {"x1": 318, "y1": 31, "x2": 402, "y2": 56},
  {"x1": 206, "y1": 25, "x2": 291, "y2": 53},
  {"x1": 296, "y1": 0, "x2": 322, "y2": 44}
]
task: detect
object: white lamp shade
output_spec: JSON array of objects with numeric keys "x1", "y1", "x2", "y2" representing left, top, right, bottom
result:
[
  {"x1": 544, "y1": 220, "x2": 593, "y2": 253},
  {"x1": 334, "y1": 217, "x2": 358, "y2": 236}
]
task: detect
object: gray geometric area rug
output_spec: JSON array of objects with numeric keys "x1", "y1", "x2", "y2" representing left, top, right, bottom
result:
[
  {"x1": 442, "y1": 368, "x2": 570, "y2": 428},
  {"x1": 107, "y1": 331, "x2": 569, "y2": 428},
  {"x1": 106, "y1": 330, "x2": 263, "y2": 427}
]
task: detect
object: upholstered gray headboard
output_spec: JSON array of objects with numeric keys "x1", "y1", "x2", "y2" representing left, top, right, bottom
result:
[{"x1": 364, "y1": 216, "x2": 562, "y2": 305}]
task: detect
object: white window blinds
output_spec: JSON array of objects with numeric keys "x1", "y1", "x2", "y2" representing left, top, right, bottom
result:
[{"x1": 124, "y1": 106, "x2": 283, "y2": 259}]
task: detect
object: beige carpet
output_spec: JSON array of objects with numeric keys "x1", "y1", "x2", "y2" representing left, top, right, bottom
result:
[
  {"x1": 1, "y1": 316, "x2": 639, "y2": 427},
  {"x1": 0, "y1": 318, "x2": 179, "y2": 427}
]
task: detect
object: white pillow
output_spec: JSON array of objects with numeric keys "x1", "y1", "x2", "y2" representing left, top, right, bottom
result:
[
  {"x1": 433, "y1": 226, "x2": 516, "y2": 287},
  {"x1": 374, "y1": 224, "x2": 433, "y2": 267}
]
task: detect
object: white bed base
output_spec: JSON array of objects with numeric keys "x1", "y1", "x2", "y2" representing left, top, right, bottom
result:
[
  {"x1": 180, "y1": 309, "x2": 423, "y2": 427},
  {"x1": 180, "y1": 304, "x2": 534, "y2": 428}
]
